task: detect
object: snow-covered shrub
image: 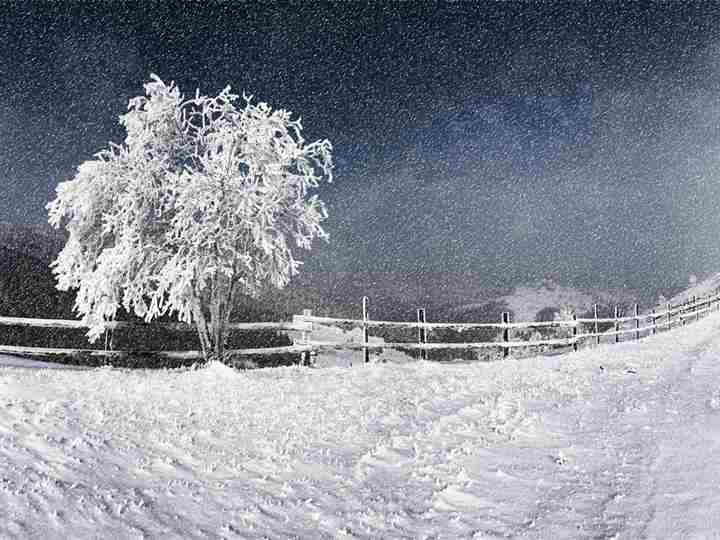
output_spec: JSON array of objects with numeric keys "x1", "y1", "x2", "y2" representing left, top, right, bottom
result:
[
  {"x1": 534, "y1": 306, "x2": 559, "y2": 323},
  {"x1": 554, "y1": 305, "x2": 575, "y2": 339},
  {"x1": 47, "y1": 74, "x2": 333, "y2": 362}
]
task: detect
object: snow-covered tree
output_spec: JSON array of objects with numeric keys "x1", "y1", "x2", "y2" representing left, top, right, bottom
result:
[{"x1": 47, "y1": 75, "x2": 333, "y2": 361}]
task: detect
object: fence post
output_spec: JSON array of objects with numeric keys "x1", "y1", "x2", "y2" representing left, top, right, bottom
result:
[
  {"x1": 417, "y1": 308, "x2": 427, "y2": 361},
  {"x1": 695, "y1": 296, "x2": 700, "y2": 323},
  {"x1": 363, "y1": 296, "x2": 370, "y2": 364},
  {"x1": 614, "y1": 305, "x2": 620, "y2": 343},
  {"x1": 667, "y1": 302, "x2": 671, "y2": 330},
  {"x1": 593, "y1": 303, "x2": 600, "y2": 346},
  {"x1": 301, "y1": 309, "x2": 312, "y2": 366},
  {"x1": 652, "y1": 308, "x2": 656, "y2": 336},
  {"x1": 634, "y1": 303, "x2": 640, "y2": 340},
  {"x1": 572, "y1": 314, "x2": 578, "y2": 352},
  {"x1": 501, "y1": 312, "x2": 510, "y2": 358}
]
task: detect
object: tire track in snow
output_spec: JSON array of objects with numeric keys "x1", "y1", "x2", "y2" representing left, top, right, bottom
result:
[
  {"x1": 506, "y1": 326, "x2": 720, "y2": 539},
  {"x1": 638, "y1": 336, "x2": 720, "y2": 539}
]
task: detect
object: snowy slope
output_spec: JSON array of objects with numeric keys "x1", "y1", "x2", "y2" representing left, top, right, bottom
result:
[
  {"x1": 454, "y1": 279, "x2": 636, "y2": 322},
  {"x1": 2, "y1": 313, "x2": 720, "y2": 538},
  {"x1": 667, "y1": 272, "x2": 720, "y2": 305}
]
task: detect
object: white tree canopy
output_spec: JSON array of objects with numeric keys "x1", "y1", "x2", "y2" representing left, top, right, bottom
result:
[{"x1": 47, "y1": 75, "x2": 333, "y2": 358}]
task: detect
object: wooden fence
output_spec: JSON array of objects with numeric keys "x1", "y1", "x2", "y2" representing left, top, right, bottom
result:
[
  {"x1": 0, "y1": 290, "x2": 718, "y2": 366},
  {"x1": 292, "y1": 291, "x2": 720, "y2": 364},
  {"x1": 0, "y1": 317, "x2": 313, "y2": 362}
]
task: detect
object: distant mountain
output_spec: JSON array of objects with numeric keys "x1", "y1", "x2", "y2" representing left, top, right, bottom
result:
[{"x1": 446, "y1": 279, "x2": 641, "y2": 323}]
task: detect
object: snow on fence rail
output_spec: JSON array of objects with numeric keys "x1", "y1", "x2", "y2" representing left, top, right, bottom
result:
[
  {"x1": 1, "y1": 290, "x2": 718, "y2": 365},
  {"x1": 0, "y1": 317, "x2": 304, "y2": 332}
]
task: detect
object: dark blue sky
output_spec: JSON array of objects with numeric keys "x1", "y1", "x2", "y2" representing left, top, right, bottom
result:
[{"x1": 2, "y1": 1, "x2": 720, "y2": 299}]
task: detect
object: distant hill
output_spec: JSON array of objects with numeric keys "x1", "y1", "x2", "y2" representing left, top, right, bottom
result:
[
  {"x1": 0, "y1": 222, "x2": 703, "y2": 324},
  {"x1": 0, "y1": 245, "x2": 74, "y2": 319},
  {"x1": 0, "y1": 223, "x2": 74, "y2": 320},
  {"x1": 0, "y1": 222, "x2": 65, "y2": 264}
]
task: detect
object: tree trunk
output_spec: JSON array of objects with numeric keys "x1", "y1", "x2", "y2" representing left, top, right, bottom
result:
[
  {"x1": 211, "y1": 300, "x2": 225, "y2": 363},
  {"x1": 193, "y1": 301, "x2": 212, "y2": 361},
  {"x1": 194, "y1": 277, "x2": 237, "y2": 364},
  {"x1": 209, "y1": 277, "x2": 233, "y2": 364}
]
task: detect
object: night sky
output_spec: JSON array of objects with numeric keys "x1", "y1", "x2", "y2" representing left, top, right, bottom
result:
[{"x1": 3, "y1": 1, "x2": 720, "y2": 302}]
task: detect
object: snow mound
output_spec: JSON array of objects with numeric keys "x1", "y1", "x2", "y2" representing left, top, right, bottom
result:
[{"x1": 200, "y1": 360, "x2": 238, "y2": 376}]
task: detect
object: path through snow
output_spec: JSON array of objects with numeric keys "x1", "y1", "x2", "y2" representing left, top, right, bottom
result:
[{"x1": 1, "y1": 314, "x2": 720, "y2": 538}]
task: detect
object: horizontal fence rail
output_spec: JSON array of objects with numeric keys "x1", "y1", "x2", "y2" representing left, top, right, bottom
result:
[
  {"x1": 1, "y1": 290, "x2": 718, "y2": 366},
  {"x1": 0, "y1": 316, "x2": 308, "y2": 333},
  {"x1": 304, "y1": 337, "x2": 579, "y2": 350},
  {"x1": 292, "y1": 315, "x2": 578, "y2": 330}
]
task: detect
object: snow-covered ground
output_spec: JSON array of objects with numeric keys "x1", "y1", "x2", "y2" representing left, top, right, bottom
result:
[{"x1": 2, "y1": 313, "x2": 720, "y2": 538}]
